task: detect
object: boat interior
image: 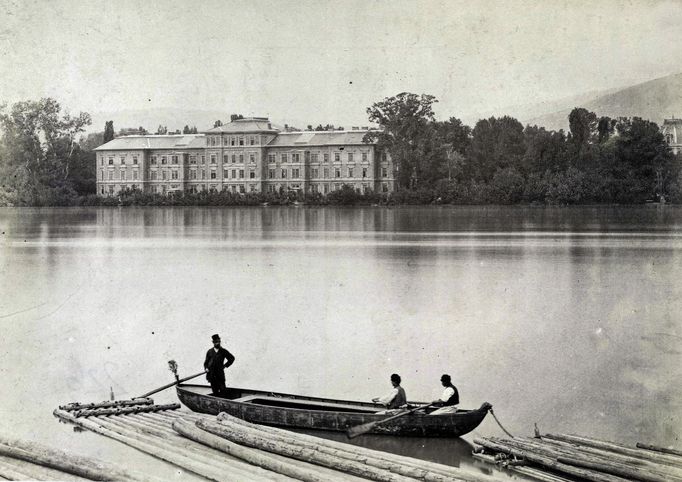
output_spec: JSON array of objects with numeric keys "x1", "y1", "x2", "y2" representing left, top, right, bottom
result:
[{"x1": 179, "y1": 384, "x2": 457, "y2": 415}]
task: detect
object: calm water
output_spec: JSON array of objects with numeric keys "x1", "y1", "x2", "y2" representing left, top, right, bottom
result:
[{"x1": 1, "y1": 205, "x2": 681, "y2": 478}]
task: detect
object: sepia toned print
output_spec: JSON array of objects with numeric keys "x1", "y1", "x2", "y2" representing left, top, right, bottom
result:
[{"x1": 1, "y1": 1, "x2": 681, "y2": 480}]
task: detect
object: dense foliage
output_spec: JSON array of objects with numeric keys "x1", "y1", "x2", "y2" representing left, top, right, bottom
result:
[
  {"x1": 0, "y1": 98, "x2": 93, "y2": 206},
  {"x1": 1, "y1": 95, "x2": 680, "y2": 206},
  {"x1": 364, "y1": 93, "x2": 681, "y2": 204}
]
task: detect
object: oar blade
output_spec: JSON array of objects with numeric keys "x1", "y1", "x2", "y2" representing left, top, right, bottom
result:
[{"x1": 346, "y1": 421, "x2": 377, "y2": 439}]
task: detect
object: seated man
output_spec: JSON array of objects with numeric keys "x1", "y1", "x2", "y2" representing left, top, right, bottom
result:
[
  {"x1": 372, "y1": 373, "x2": 407, "y2": 414},
  {"x1": 430, "y1": 374, "x2": 459, "y2": 415}
]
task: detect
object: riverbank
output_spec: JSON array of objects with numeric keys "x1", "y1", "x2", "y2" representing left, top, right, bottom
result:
[{"x1": 2, "y1": 182, "x2": 679, "y2": 208}]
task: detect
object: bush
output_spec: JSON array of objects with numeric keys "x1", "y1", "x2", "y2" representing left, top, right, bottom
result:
[{"x1": 490, "y1": 167, "x2": 525, "y2": 204}]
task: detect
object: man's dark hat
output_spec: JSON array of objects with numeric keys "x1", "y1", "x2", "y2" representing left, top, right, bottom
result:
[{"x1": 211, "y1": 334, "x2": 221, "y2": 342}]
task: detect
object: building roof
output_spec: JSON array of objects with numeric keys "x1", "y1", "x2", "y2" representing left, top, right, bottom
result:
[
  {"x1": 94, "y1": 128, "x2": 377, "y2": 151},
  {"x1": 95, "y1": 135, "x2": 206, "y2": 151},
  {"x1": 204, "y1": 117, "x2": 279, "y2": 134},
  {"x1": 266, "y1": 130, "x2": 374, "y2": 147}
]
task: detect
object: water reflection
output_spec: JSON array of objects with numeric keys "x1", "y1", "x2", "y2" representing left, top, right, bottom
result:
[
  {"x1": 0, "y1": 205, "x2": 680, "y2": 475},
  {"x1": 295, "y1": 429, "x2": 475, "y2": 466}
]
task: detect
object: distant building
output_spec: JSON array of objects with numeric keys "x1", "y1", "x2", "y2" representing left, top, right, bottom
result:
[
  {"x1": 94, "y1": 117, "x2": 395, "y2": 196},
  {"x1": 661, "y1": 118, "x2": 682, "y2": 155}
]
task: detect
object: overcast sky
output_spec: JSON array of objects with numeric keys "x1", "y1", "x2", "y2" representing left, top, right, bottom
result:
[{"x1": 1, "y1": 0, "x2": 681, "y2": 127}]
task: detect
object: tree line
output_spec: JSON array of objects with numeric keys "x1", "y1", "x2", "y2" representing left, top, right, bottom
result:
[
  {"x1": 364, "y1": 93, "x2": 681, "y2": 204},
  {"x1": 0, "y1": 95, "x2": 680, "y2": 206}
]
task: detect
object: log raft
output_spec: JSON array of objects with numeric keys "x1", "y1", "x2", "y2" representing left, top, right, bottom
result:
[
  {"x1": 473, "y1": 433, "x2": 682, "y2": 482},
  {"x1": 50, "y1": 397, "x2": 496, "y2": 481}
]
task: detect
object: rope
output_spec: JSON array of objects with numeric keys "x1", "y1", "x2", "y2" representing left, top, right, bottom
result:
[{"x1": 489, "y1": 408, "x2": 515, "y2": 439}]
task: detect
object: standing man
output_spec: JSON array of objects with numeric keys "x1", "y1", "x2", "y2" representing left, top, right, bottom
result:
[
  {"x1": 430, "y1": 374, "x2": 459, "y2": 415},
  {"x1": 204, "y1": 334, "x2": 236, "y2": 397},
  {"x1": 372, "y1": 373, "x2": 407, "y2": 410}
]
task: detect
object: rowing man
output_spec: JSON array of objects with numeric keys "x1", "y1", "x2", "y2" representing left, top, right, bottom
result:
[
  {"x1": 430, "y1": 374, "x2": 459, "y2": 415},
  {"x1": 372, "y1": 373, "x2": 407, "y2": 412}
]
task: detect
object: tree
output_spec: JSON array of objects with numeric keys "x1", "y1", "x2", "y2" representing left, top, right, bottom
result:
[
  {"x1": 614, "y1": 117, "x2": 677, "y2": 200},
  {"x1": 569, "y1": 108, "x2": 597, "y2": 147},
  {"x1": 156, "y1": 125, "x2": 167, "y2": 135},
  {"x1": 214, "y1": 120, "x2": 223, "y2": 127},
  {"x1": 522, "y1": 125, "x2": 568, "y2": 174},
  {"x1": 0, "y1": 98, "x2": 91, "y2": 205},
  {"x1": 568, "y1": 107, "x2": 598, "y2": 169},
  {"x1": 364, "y1": 92, "x2": 437, "y2": 188},
  {"x1": 597, "y1": 116, "x2": 617, "y2": 143},
  {"x1": 468, "y1": 116, "x2": 525, "y2": 181},
  {"x1": 182, "y1": 125, "x2": 190, "y2": 134},
  {"x1": 103, "y1": 120, "x2": 114, "y2": 143}
]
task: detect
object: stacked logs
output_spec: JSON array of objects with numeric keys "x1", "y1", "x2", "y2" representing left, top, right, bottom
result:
[
  {"x1": 52, "y1": 399, "x2": 498, "y2": 482},
  {"x1": 473, "y1": 433, "x2": 682, "y2": 482}
]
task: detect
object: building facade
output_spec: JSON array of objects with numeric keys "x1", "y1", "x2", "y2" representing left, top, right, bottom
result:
[
  {"x1": 662, "y1": 118, "x2": 682, "y2": 155},
  {"x1": 95, "y1": 117, "x2": 395, "y2": 196}
]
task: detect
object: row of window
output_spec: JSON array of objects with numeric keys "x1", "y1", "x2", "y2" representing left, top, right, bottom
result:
[
  {"x1": 150, "y1": 155, "x2": 182, "y2": 165},
  {"x1": 101, "y1": 170, "x2": 140, "y2": 181},
  {"x1": 100, "y1": 166, "x2": 390, "y2": 182},
  {"x1": 208, "y1": 135, "x2": 260, "y2": 147},
  {"x1": 265, "y1": 152, "x2": 369, "y2": 163},
  {"x1": 100, "y1": 150, "x2": 384, "y2": 167},
  {"x1": 101, "y1": 156, "x2": 139, "y2": 166}
]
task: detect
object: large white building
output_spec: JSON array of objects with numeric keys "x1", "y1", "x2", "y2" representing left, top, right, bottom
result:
[{"x1": 95, "y1": 117, "x2": 395, "y2": 196}]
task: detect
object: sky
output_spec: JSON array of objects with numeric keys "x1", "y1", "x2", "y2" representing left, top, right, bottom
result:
[{"x1": 1, "y1": 0, "x2": 681, "y2": 128}]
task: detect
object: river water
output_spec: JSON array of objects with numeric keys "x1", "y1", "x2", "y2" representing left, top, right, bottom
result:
[{"x1": 1, "y1": 205, "x2": 680, "y2": 478}]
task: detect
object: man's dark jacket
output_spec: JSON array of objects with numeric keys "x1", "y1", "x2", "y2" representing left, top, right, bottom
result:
[{"x1": 204, "y1": 347, "x2": 235, "y2": 383}]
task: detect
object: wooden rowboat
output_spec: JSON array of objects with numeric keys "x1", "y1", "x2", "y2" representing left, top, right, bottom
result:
[{"x1": 176, "y1": 384, "x2": 491, "y2": 437}]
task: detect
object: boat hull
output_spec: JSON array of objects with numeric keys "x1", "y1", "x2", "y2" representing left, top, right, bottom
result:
[{"x1": 176, "y1": 384, "x2": 490, "y2": 437}]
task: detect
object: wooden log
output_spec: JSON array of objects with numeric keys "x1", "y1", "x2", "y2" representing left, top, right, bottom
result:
[
  {"x1": 213, "y1": 414, "x2": 465, "y2": 482},
  {"x1": 91, "y1": 416, "x2": 281, "y2": 482},
  {"x1": 54, "y1": 409, "x2": 268, "y2": 482},
  {"x1": 545, "y1": 433, "x2": 682, "y2": 469},
  {"x1": 473, "y1": 438, "x2": 629, "y2": 482},
  {"x1": 539, "y1": 437, "x2": 682, "y2": 478},
  {"x1": 197, "y1": 418, "x2": 419, "y2": 482},
  {"x1": 472, "y1": 453, "x2": 573, "y2": 482},
  {"x1": 637, "y1": 443, "x2": 682, "y2": 458},
  {"x1": 498, "y1": 437, "x2": 682, "y2": 482},
  {"x1": 106, "y1": 416, "x2": 296, "y2": 482},
  {"x1": 59, "y1": 398, "x2": 153, "y2": 411},
  {"x1": 0, "y1": 433, "x2": 152, "y2": 482},
  {"x1": 104, "y1": 416, "x2": 175, "y2": 439},
  {"x1": 124, "y1": 413, "x2": 177, "y2": 434},
  {"x1": 0, "y1": 455, "x2": 91, "y2": 481},
  {"x1": 73, "y1": 403, "x2": 180, "y2": 418},
  {"x1": 216, "y1": 412, "x2": 491, "y2": 482},
  {"x1": 0, "y1": 461, "x2": 33, "y2": 481},
  {"x1": 173, "y1": 418, "x2": 340, "y2": 482},
  {"x1": 557, "y1": 455, "x2": 671, "y2": 482}
]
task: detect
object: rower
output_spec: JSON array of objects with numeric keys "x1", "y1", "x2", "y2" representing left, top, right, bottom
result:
[
  {"x1": 430, "y1": 374, "x2": 459, "y2": 415},
  {"x1": 372, "y1": 373, "x2": 407, "y2": 413}
]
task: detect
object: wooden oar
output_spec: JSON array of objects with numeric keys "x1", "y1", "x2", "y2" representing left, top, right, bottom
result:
[
  {"x1": 137, "y1": 370, "x2": 207, "y2": 398},
  {"x1": 346, "y1": 402, "x2": 437, "y2": 439}
]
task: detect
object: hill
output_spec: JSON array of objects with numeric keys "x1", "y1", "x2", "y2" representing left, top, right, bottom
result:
[{"x1": 525, "y1": 72, "x2": 682, "y2": 130}]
